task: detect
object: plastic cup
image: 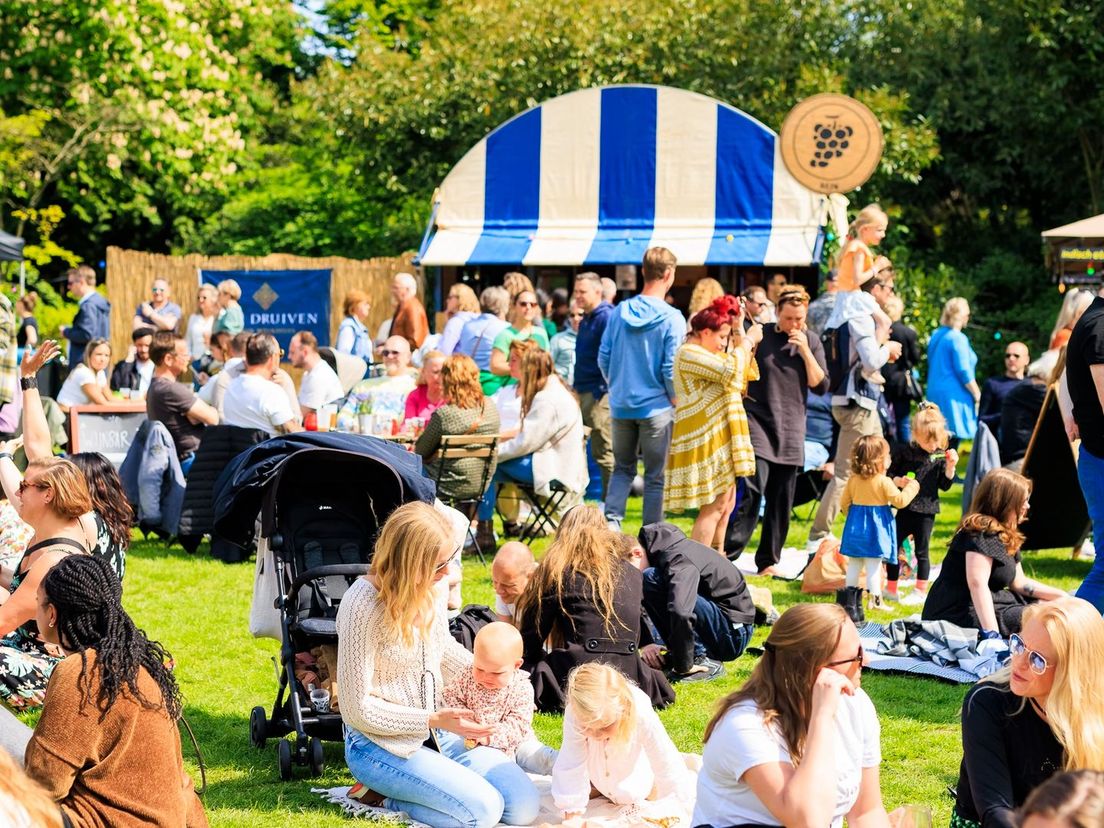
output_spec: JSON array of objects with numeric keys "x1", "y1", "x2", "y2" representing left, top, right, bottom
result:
[
  {"x1": 358, "y1": 413, "x2": 372, "y2": 434},
  {"x1": 897, "y1": 805, "x2": 932, "y2": 828},
  {"x1": 309, "y1": 687, "x2": 331, "y2": 714},
  {"x1": 317, "y1": 404, "x2": 335, "y2": 432}
]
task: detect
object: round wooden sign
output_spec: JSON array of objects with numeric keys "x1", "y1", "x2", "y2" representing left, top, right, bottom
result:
[{"x1": 779, "y1": 94, "x2": 883, "y2": 194}]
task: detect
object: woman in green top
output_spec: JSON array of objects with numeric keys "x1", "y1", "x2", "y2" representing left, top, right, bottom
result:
[
  {"x1": 416, "y1": 355, "x2": 500, "y2": 503},
  {"x1": 212, "y1": 279, "x2": 245, "y2": 335},
  {"x1": 488, "y1": 290, "x2": 549, "y2": 393}
]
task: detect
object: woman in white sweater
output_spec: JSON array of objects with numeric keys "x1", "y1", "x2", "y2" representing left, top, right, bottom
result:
[
  {"x1": 476, "y1": 349, "x2": 587, "y2": 528},
  {"x1": 336, "y1": 502, "x2": 540, "y2": 828}
]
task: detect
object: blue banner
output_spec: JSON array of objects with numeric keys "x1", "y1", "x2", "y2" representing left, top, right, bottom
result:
[{"x1": 200, "y1": 269, "x2": 332, "y2": 350}]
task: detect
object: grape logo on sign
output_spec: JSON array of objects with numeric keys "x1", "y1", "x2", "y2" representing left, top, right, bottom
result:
[
  {"x1": 812, "y1": 122, "x2": 853, "y2": 168},
  {"x1": 779, "y1": 94, "x2": 883, "y2": 195}
]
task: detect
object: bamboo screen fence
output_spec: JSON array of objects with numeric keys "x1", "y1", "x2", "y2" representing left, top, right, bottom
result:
[{"x1": 104, "y1": 247, "x2": 420, "y2": 361}]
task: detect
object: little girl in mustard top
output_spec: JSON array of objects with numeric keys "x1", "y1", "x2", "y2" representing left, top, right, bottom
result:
[{"x1": 840, "y1": 435, "x2": 919, "y2": 609}]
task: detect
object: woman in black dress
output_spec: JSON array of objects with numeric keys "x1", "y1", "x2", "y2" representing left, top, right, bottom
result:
[
  {"x1": 923, "y1": 469, "x2": 1064, "y2": 638},
  {"x1": 515, "y1": 505, "x2": 674, "y2": 712},
  {"x1": 950, "y1": 598, "x2": 1104, "y2": 828}
]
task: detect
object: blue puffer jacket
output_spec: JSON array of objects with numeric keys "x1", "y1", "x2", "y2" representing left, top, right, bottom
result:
[{"x1": 119, "y1": 419, "x2": 185, "y2": 536}]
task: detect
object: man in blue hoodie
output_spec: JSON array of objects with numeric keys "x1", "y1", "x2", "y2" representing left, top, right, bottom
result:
[
  {"x1": 599, "y1": 247, "x2": 686, "y2": 528},
  {"x1": 61, "y1": 265, "x2": 111, "y2": 366},
  {"x1": 572, "y1": 271, "x2": 615, "y2": 494}
]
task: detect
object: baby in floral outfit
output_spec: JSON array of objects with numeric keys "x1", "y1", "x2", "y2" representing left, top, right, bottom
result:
[{"x1": 442, "y1": 622, "x2": 557, "y2": 775}]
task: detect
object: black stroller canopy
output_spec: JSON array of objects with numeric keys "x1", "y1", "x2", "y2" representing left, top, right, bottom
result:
[{"x1": 213, "y1": 432, "x2": 436, "y2": 548}]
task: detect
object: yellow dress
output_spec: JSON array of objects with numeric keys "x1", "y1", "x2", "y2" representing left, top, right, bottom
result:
[{"x1": 664, "y1": 342, "x2": 758, "y2": 512}]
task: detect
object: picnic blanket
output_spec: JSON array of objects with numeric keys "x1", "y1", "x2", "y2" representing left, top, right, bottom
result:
[
  {"x1": 858, "y1": 618, "x2": 1008, "y2": 683},
  {"x1": 734, "y1": 546, "x2": 809, "y2": 580},
  {"x1": 314, "y1": 755, "x2": 701, "y2": 827}
]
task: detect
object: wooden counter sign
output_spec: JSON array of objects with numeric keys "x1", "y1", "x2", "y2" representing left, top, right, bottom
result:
[{"x1": 69, "y1": 403, "x2": 147, "y2": 467}]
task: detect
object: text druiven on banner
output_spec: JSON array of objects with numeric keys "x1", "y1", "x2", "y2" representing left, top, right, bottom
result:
[{"x1": 199, "y1": 269, "x2": 332, "y2": 350}]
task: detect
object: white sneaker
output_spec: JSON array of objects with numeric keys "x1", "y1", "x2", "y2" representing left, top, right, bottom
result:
[
  {"x1": 900, "y1": 590, "x2": 927, "y2": 606},
  {"x1": 1077, "y1": 539, "x2": 1096, "y2": 560},
  {"x1": 805, "y1": 534, "x2": 836, "y2": 555},
  {"x1": 883, "y1": 591, "x2": 900, "y2": 603}
]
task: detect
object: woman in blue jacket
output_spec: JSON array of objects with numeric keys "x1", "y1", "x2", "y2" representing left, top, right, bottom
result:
[{"x1": 926, "y1": 297, "x2": 980, "y2": 445}]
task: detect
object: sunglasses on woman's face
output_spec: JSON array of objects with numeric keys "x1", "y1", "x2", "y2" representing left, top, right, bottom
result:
[
  {"x1": 826, "y1": 645, "x2": 864, "y2": 668},
  {"x1": 516, "y1": 300, "x2": 538, "y2": 308},
  {"x1": 17, "y1": 479, "x2": 46, "y2": 495},
  {"x1": 1009, "y1": 634, "x2": 1050, "y2": 675}
]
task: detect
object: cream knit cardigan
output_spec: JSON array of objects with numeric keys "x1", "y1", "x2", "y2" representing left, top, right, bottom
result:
[{"x1": 336, "y1": 577, "x2": 472, "y2": 757}]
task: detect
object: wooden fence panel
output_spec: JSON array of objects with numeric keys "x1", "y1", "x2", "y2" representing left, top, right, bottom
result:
[{"x1": 104, "y1": 247, "x2": 419, "y2": 361}]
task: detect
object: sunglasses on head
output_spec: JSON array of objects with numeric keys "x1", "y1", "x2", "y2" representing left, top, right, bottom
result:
[{"x1": 1009, "y1": 634, "x2": 1050, "y2": 674}]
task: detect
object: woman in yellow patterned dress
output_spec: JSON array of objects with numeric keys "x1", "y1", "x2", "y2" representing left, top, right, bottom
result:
[{"x1": 666, "y1": 295, "x2": 762, "y2": 552}]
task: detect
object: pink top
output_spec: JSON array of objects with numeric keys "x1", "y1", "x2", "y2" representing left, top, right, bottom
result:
[
  {"x1": 441, "y1": 668, "x2": 536, "y2": 756},
  {"x1": 403, "y1": 385, "x2": 446, "y2": 422}
]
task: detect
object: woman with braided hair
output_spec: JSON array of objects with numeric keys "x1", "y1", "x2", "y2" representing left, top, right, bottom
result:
[
  {"x1": 25, "y1": 554, "x2": 207, "y2": 827},
  {"x1": 0, "y1": 457, "x2": 93, "y2": 711}
]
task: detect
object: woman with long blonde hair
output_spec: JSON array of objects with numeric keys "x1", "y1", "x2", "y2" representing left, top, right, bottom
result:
[
  {"x1": 695, "y1": 603, "x2": 890, "y2": 828},
  {"x1": 552, "y1": 664, "x2": 693, "y2": 820},
  {"x1": 923, "y1": 469, "x2": 1065, "y2": 637},
  {"x1": 515, "y1": 505, "x2": 674, "y2": 711},
  {"x1": 336, "y1": 501, "x2": 539, "y2": 827},
  {"x1": 951, "y1": 597, "x2": 1104, "y2": 828}
]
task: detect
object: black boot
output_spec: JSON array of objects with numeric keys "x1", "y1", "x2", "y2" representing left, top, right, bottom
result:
[{"x1": 835, "y1": 586, "x2": 866, "y2": 625}]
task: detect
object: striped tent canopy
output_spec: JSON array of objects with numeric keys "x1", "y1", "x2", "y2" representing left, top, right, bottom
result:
[{"x1": 417, "y1": 85, "x2": 826, "y2": 267}]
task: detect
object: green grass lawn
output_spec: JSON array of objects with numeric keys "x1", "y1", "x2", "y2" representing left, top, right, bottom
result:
[{"x1": 59, "y1": 469, "x2": 1090, "y2": 827}]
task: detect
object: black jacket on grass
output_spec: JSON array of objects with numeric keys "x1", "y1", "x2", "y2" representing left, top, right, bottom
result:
[{"x1": 638, "y1": 522, "x2": 755, "y2": 674}]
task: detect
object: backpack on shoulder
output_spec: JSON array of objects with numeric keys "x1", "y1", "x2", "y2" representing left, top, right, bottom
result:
[{"x1": 448, "y1": 604, "x2": 498, "y2": 651}]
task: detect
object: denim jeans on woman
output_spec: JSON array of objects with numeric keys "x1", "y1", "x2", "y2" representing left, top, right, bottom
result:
[
  {"x1": 345, "y1": 727, "x2": 540, "y2": 828},
  {"x1": 477, "y1": 455, "x2": 534, "y2": 521},
  {"x1": 1074, "y1": 445, "x2": 1104, "y2": 612}
]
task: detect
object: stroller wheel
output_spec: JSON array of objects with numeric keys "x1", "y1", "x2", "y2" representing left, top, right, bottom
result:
[
  {"x1": 309, "y1": 736, "x2": 325, "y2": 776},
  {"x1": 277, "y1": 739, "x2": 294, "y2": 781},
  {"x1": 249, "y1": 706, "x2": 267, "y2": 749}
]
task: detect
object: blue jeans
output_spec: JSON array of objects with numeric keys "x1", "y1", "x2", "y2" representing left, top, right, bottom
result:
[
  {"x1": 1075, "y1": 445, "x2": 1104, "y2": 612},
  {"x1": 477, "y1": 455, "x2": 534, "y2": 521},
  {"x1": 605, "y1": 410, "x2": 674, "y2": 527},
  {"x1": 641, "y1": 567, "x2": 753, "y2": 668},
  {"x1": 344, "y1": 727, "x2": 540, "y2": 828},
  {"x1": 891, "y1": 397, "x2": 912, "y2": 445}
]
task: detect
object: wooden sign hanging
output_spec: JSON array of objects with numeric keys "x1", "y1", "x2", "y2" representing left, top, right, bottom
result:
[{"x1": 779, "y1": 94, "x2": 883, "y2": 194}]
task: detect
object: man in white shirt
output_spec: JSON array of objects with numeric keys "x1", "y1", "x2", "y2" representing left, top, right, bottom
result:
[
  {"x1": 222, "y1": 333, "x2": 303, "y2": 437},
  {"x1": 288, "y1": 330, "x2": 343, "y2": 418}
]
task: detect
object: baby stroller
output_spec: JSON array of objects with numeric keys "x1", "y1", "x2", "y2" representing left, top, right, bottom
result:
[{"x1": 212, "y1": 432, "x2": 436, "y2": 779}]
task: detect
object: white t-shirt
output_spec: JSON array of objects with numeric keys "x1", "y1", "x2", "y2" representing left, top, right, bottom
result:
[
  {"x1": 693, "y1": 690, "x2": 881, "y2": 828},
  {"x1": 136, "y1": 359, "x2": 154, "y2": 395},
  {"x1": 223, "y1": 373, "x2": 296, "y2": 436},
  {"x1": 298, "y1": 359, "x2": 344, "y2": 411},
  {"x1": 494, "y1": 594, "x2": 515, "y2": 619},
  {"x1": 57, "y1": 364, "x2": 107, "y2": 407},
  {"x1": 492, "y1": 384, "x2": 521, "y2": 432},
  {"x1": 185, "y1": 312, "x2": 214, "y2": 360}
]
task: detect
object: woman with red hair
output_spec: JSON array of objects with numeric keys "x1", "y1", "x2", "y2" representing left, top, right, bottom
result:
[{"x1": 665, "y1": 296, "x2": 762, "y2": 552}]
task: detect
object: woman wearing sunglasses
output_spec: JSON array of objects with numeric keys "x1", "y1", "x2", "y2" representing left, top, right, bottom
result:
[
  {"x1": 0, "y1": 458, "x2": 93, "y2": 714},
  {"x1": 923, "y1": 469, "x2": 1065, "y2": 638},
  {"x1": 951, "y1": 597, "x2": 1104, "y2": 828},
  {"x1": 337, "y1": 501, "x2": 539, "y2": 827},
  {"x1": 695, "y1": 603, "x2": 892, "y2": 828},
  {"x1": 488, "y1": 290, "x2": 550, "y2": 386}
]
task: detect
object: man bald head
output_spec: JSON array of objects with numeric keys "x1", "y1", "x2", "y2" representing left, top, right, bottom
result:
[
  {"x1": 1004, "y1": 341, "x2": 1029, "y2": 379},
  {"x1": 492, "y1": 542, "x2": 536, "y2": 618},
  {"x1": 381, "y1": 335, "x2": 412, "y2": 376}
]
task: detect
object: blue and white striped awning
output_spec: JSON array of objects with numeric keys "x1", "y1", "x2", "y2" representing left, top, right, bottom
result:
[{"x1": 417, "y1": 85, "x2": 827, "y2": 267}]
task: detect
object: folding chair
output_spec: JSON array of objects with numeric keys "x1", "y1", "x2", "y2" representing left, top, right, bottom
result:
[
  {"x1": 431, "y1": 434, "x2": 498, "y2": 565},
  {"x1": 506, "y1": 427, "x2": 591, "y2": 543},
  {"x1": 791, "y1": 468, "x2": 827, "y2": 522}
]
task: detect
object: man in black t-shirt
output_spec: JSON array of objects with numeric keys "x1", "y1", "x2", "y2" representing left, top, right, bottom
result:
[
  {"x1": 146, "y1": 332, "x2": 218, "y2": 472},
  {"x1": 1065, "y1": 286, "x2": 1104, "y2": 611}
]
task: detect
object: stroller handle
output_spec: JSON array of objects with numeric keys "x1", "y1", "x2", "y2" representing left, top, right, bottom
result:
[{"x1": 283, "y1": 564, "x2": 369, "y2": 610}]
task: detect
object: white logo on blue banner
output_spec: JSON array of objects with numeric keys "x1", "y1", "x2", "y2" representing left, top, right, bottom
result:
[{"x1": 200, "y1": 269, "x2": 332, "y2": 350}]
